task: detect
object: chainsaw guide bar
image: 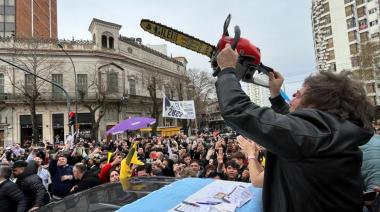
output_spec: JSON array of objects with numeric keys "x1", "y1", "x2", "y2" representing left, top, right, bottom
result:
[{"x1": 140, "y1": 19, "x2": 215, "y2": 58}]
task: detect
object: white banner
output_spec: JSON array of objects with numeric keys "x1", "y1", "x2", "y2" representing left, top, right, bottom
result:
[{"x1": 163, "y1": 95, "x2": 196, "y2": 119}]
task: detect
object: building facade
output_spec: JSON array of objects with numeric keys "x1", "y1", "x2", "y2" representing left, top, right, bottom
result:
[
  {"x1": 244, "y1": 75, "x2": 271, "y2": 107},
  {"x1": 0, "y1": 0, "x2": 57, "y2": 39},
  {"x1": 312, "y1": 0, "x2": 380, "y2": 104},
  {"x1": 0, "y1": 18, "x2": 189, "y2": 146}
]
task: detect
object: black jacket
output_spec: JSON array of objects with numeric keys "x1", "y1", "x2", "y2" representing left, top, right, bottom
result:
[
  {"x1": 216, "y1": 69, "x2": 373, "y2": 212},
  {"x1": 0, "y1": 180, "x2": 27, "y2": 212},
  {"x1": 16, "y1": 162, "x2": 49, "y2": 210},
  {"x1": 71, "y1": 172, "x2": 100, "y2": 194}
]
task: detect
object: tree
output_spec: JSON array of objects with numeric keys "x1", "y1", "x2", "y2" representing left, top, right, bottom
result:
[
  {"x1": 146, "y1": 71, "x2": 163, "y2": 135},
  {"x1": 77, "y1": 64, "x2": 108, "y2": 142},
  {"x1": 353, "y1": 41, "x2": 380, "y2": 105},
  {"x1": 186, "y1": 68, "x2": 215, "y2": 129},
  {"x1": 7, "y1": 38, "x2": 62, "y2": 144}
]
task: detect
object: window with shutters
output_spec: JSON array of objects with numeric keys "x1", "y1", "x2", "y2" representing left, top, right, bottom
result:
[
  {"x1": 366, "y1": 83, "x2": 375, "y2": 93},
  {"x1": 345, "y1": 5, "x2": 354, "y2": 16},
  {"x1": 356, "y1": 0, "x2": 364, "y2": 5},
  {"x1": 327, "y1": 50, "x2": 335, "y2": 61},
  {"x1": 129, "y1": 79, "x2": 136, "y2": 95},
  {"x1": 350, "y1": 43, "x2": 358, "y2": 55},
  {"x1": 323, "y1": 15, "x2": 331, "y2": 24},
  {"x1": 52, "y1": 74, "x2": 63, "y2": 99},
  {"x1": 357, "y1": 6, "x2": 366, "y2": 18},
  {"x1": 326, "y1": 38, "x2": 334, "y2": 49},
  {"x1": 107, "y1": 72, "x2": 118, "y2": 94},
  {"x1": 348, "y1": 31, "x2": 357, "y2": 42},
  {"x1": 77, "y1": 74, "x2": 88, "y2": 97},
  {"x1": 325, "y1": 26, "x2": 333, "y2": 36},
  {"x1": 347, "y1": 18, "x2": 356, "y2": 29},
  {"x1": 360, "y1": 32, "x2": 369, "y2": 42},
  {"x1": 323, "y1": 3, "x2": 329, "y2": 12},
  {"x1": 25, "y1": 74, "x2": 34, "y2": 95},
  {"x1": 0, "y1": 73, "x2": 3, "y2": 94},
  {"x1": 351, "y1": 57, "x2": 359, "y2": 67}
]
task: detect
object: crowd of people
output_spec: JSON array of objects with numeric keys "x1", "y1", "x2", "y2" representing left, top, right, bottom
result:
[
  {"x1": 0, "y1": 131, "x2": 270, "y2": 212},
  {"x1": 0, "y1": 128, "x2": 379, "y2": 212}
]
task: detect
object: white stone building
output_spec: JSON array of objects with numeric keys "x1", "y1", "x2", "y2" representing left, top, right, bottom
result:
[{"x1": 0, "y1": 18, "x2": 189, "y2": 146}]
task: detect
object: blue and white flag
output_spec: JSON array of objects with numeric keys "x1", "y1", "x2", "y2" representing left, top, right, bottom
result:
[{"x1": 163, "y1": 95, "x2": 196, "y2": 119}]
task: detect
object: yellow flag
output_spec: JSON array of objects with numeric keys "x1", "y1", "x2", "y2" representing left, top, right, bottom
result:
[
  {"x1": 120, "y1": 142, "x2": 144, "y2": 189},
  {"x1": 131, "y1": 150, "x2": 144, "y2": 166},
  {"x1": 120, "y1": 143, "x2": 144, "y2": 180},
  {"x1": 107, "y1": 151, "x2": 112, "y2": 163}
]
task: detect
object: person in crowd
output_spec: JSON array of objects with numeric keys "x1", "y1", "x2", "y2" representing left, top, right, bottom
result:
[
  {"x1": 49, "y1": 155, "x2": 75, "y2": 199},
  {"x1": 182, "y1": 153, "x2": 192, "y2": 167},
  {"x1": 12, "y1": 143, "x2": 25, "y2": 158},
  {"x1": 98, "y1": 153, "x2": 122, "y2": 183},
  {"x1": 231, "y1": 152, "x2": 247, "y2": 178},
  {"x1": 13, "y1": 160, "x2": 49, "y2": 212},
  {"x1": 360, "y1": 134, "x2": 380, "y2": 211},
  {"x1": 0, "y1": 164, "x2": 27, "y2": 212},
  {"x1": 216, "y1": 159, "x2": 240, "y2": 181},
  {"x1": 215, "y1": 43, "x2": 374, "y2": 212},
  {"x1": 34, "y1": 156, "x2": 52, "y2": 193},
  {"x1": 203, "y1": 164, "x2": 217, "y2": 178},
  {"x1": 109, "y1": 169, "x2": 120, "y2": 183},
  {"x1": 87, "y1": 157, "x2": 101, "y2": 177},
  {"x1": 136, "y1": 164, "x2": 154, "y2": 177},
  {"x1": 189, "y1": 160, "x2": 203, "y2": 177},
  {"x1": 70, "y1": 163, "x2": 100, "y2": 194}
]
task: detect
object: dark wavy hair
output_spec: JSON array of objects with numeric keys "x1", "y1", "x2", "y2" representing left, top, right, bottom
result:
[{"x1": 301, "y1": 71, "x2": 374, "y2": 130}]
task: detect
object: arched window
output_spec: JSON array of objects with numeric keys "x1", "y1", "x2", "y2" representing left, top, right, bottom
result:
[
  {"x1": 101, "y1": 35, "x2": 107, "y2": 48},
  {"x1": 109, "y1": 37, "x2": 114, "y2": 49}
]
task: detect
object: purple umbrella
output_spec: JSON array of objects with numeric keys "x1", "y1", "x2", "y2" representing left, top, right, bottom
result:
[{"x1": 105, "y1": 117, "x2": 156, "y2": 135}]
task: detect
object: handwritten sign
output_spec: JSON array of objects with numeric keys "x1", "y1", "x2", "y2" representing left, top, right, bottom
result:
[{"x1": 163, "y1": 96, "x2": 196, "y2": 119}]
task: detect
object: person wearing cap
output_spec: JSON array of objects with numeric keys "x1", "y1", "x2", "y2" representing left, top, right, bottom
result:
[
  {"x1": 13, "y1": 160, "x2": 49, "y2": 212},
  {"x1": 0, "y1": 164, "x2": 27, "y2": 212}
]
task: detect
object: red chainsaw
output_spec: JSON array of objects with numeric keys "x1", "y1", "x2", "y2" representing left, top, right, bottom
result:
[{"x1": 140, "y1": 14, "x2": 273, "y2": 88}]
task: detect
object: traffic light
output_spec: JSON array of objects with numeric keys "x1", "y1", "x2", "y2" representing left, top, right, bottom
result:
[{"x1": 69, "y1": 111, "x2": 76, "y2": 126}]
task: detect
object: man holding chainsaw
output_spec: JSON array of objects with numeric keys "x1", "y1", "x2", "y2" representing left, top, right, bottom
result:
[{"x1": 215, "y1": 44, "x2": 374, "y2": 212}]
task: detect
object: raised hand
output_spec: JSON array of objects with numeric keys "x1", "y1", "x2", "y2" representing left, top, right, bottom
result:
[
  {"x1": 237, "y1": 135, "x2": 259, "y2": 158},
  {"x1": 216, "y1": 148, "x2": 224, "y2": 164}
]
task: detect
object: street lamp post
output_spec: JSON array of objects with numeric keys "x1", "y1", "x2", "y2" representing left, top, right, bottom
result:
[{"x1": 57, "y1": 43, "x2": 78, "y2": 134}]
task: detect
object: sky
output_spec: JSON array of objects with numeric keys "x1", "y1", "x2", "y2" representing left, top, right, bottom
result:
[{"x1": 58, "y1": 0, "x2": 316, "y2": 96}]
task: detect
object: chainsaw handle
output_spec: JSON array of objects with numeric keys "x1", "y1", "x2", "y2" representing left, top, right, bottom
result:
[
  {"x1": 231, "y1": 26, "x2": 240, "y2": 50},
  {"x1": 257, "y1": 63, "x2": 274, "y2": 76},
  {"x1": 223, "y1": 14, "x2": 231, "y2": 36},
  {"x1": 212, "y1": 25, "x2": 241, "y2": 77}
]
